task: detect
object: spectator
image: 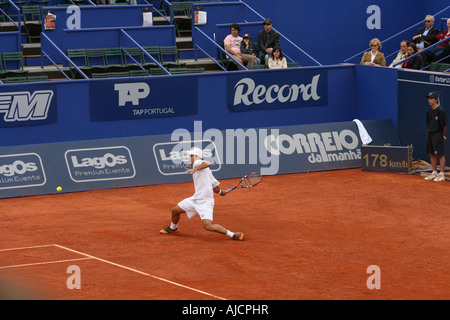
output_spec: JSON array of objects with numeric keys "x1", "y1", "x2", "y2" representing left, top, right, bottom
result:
[
  {"x1": 402, "y1": 43, "x2": 423, "y2": 70},
  {"x1": 240, "y1": 34, "x2": 261, "y2": 66},
  {"x1": 360, "y1": 38, "x2": 386, "y2": 67},
  {"x1": 389, "y1": 40, "x2": 409, "y2": 68},
  {"x1": 432, "y1": 18, "x2": 450, "y2": 62},
  {"x1": 224, "y1": 23, "x2": 255, "y2": 69},
  {"x1": 258, "y1": 18, "x2": 280, "y2": 65},
  {"x1": 412, "y1": 15, "x2": 440, "y2": 66},
  {"x1": 412, "y1": 15, "x2": 440, "y2": 49},
  {"x1": 268, "y1": 46, "x2": 287, "y2": 69}
]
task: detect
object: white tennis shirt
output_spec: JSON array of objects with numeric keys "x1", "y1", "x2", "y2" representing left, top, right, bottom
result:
[{"x1": 191, "y1": 159, "x2": 220, "y2": 201}]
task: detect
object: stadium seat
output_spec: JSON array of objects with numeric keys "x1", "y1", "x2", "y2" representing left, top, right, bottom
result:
[
  {"x1": 429, "y1": 62, "x2": 450, "y2": 73},
  {"x1": 104, "y1": 47, "x2": 127, "y2": 72},
  {"x1": 22, "y1": 5, "x2": 42, "y2": 43},
  {"x1": 123, "y1": 47, "x2": 145, "y2": 70},
  {"x1": 1, "y1": 51, "x2": 29, "y2": 77},
  {"x1": 172, "y1": 1, "x2": 192, "y2": 36},
  {"x1": 27, "y1": 75, "x2": 49, "y2": 82},
  {"x1": 85, "y1": 48, "x2": 108, "y2": 73},
  {"x1": 160, "y1": 46, "x2": 186, "y2": 69},
  {"x1": 67, "y1": 48, "x2": 90, "y2": 78}
]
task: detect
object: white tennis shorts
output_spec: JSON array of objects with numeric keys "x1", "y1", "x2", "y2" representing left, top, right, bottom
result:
[{"x1": 178, "y1": 197, "x2": 214, "y2": 221}]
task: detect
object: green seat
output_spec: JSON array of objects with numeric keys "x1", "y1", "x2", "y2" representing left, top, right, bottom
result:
[
  {"x1": 91, "y1": 72, "x2": 111, "y2": 79},
  {"x1": 104, "y1": 47, "x2": 127, "y2": 72},
  {"x1": 1, "y1": 51, "x2": 28, "y2": 77},
  {"x1": 172, "y1": 1, "x2": 192, "y2": 36},
  {"x1": 110, "y1": 71, "x2": 130, "y2": 78},
  {"x1": 186, "y1": 67, "x2": 205, "y2": 74},
  {"x1": 169, "y1": 67, "x2": 187, "y2": 74},
  {"x1": 22, "y1": 5, "x2": 42, "y2": 43},
  {"x1": 123, "y1": 47, "x2": 145, "y2": 71},
  {"x1": 149, "y1": 68, "x2": 166, "y2": 76},
  {"x1": 217, "y1": 43, "x2": 232, "y2": 70},
  {"x1": 142, "y1": 46, "x2": 164, "y2": 69},
  {"x1": 27, "y1": 75, "x2": 49, "y2": 82},
  {"x1": 85, "y1": 48, "x2": 108, "y2": 73},
  {"x1": 429, "y1": 62, "x2": 450, "y2": 73},
  {"x1": 129, "y1": 69, "x2": 149, "y2": 77},
  {"x1": 67, "y1": 48, "x2": 90, "y2": 78},
  {"x1": 160, "y1": 46, "x2": 185, "y2": 68},
  {"x1": 2, "y1": 76, "x2": 27, "y2": 83},
  {"x1": 287, "y1": 62, "x2": 300, "y2": 68}
]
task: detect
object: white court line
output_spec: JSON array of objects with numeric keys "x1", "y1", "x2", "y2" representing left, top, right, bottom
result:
[
  {"x1": 53, "y1": 244, "x2": 227, "y2": 300},
  {"x1": 0, "y1": 244, "x2": 56, "y2": 252},
  {"x1": 0, "y1": 257, "x2": 92, "y2": 270}
]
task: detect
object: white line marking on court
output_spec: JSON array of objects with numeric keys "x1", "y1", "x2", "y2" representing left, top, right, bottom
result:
[
  {"x1": 0, "y1": 257, "x2": 92, "y2": 270},
  {"x1": 0, "y1": 244, "x2": 56, "y2": 252},
  {"x1": 53, "y1": 244, "x2": 227, "y2": 300}
]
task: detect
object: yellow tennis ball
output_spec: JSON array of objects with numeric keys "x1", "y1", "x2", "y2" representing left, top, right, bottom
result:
[{"x1": 56, "y1": 186, "x2": 62, "y2": 192}]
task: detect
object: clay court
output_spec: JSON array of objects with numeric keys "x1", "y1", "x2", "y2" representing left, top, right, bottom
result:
[{"x1": 1, "y1": 169, "x2": 449, "y2": 300}]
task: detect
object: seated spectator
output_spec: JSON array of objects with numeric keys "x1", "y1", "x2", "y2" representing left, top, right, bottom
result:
[
  {"x1": 360, "y1": 38, "x2": 386, "y2": 67},
  {"x1": 402, "y1": 43, "x2": 423, "y2": 70},
  {"x1": 412, "y1": 15, "x2": 440, "y2": 50},
  {"x1": 389, "y1": 40, "x2": 409, "y2": 68},
  {"x1": 240, "y1": 34, "x2": 261, "y2": 65},
  {"x1": 431, "y1": 18, "x2": 450, "y2": 62},
  {"x1": 412, "y1": 15, "x2": 440, "y2": 66},
  {"x1": 258, "y1": 18, "x2": 280, "y2": 65},
  {"x1": 224, "y1": 23, "x2": 255, "y2": 69},
  {"x1": 268, "y1": 47, "x2": 287, "y2": 69}
]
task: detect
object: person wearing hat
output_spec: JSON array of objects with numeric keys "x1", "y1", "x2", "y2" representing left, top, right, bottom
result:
[
  {"x1": 240, "y1": 33, "x2": 261, "y2": 66},
  {"x1": 424, "y1": 92, "x2": 447, "y2": 182},
  {"x1": 258, "y1": 18, "x2": 280, "y2": 65},
  {"x1": 160, "y1": 147, "x2": 245, "y2": 240}
]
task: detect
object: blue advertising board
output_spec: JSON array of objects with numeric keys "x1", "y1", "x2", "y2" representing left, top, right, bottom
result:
[
  {"x1": 89, "y1": 77, "x2": 198, "y2": 121},
  {"x1": 227, "y1": 69, "x2": 328, "y2": 112},
  {"x1": 0, "y1": 119, "x2": 400, "y2": 199},
  {"x1": 0, "y1": 84, "x2": 57, "y2": 128}
]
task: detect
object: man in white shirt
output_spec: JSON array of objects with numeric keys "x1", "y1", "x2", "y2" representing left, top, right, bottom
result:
[
  {"x1": 160, "y1": 147, "x2": 244, "y2": 241},
  {"x1": 389, "y1": 40, "x2": 409, "y2": 68}
]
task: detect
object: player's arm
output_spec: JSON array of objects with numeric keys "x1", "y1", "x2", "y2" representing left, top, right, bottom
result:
[
  {"x1": 185, "y1": 160, "x2": 211, "y2": 174},
  {"x1": 213, "y1": 186, "x2": 228, "y2": 196}
]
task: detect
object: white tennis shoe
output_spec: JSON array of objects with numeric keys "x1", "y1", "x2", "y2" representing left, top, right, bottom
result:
[
  {"x1": 433, "y1": 174, "x2": 446, "y2": 182},
  {"x1": 424, "y1": 173, "x2": 438, "y2": 181}
]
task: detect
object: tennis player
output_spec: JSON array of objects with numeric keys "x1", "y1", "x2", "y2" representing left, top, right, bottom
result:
[{"x1": 160, "y1": 147, "x2": 244, "y2": 241}]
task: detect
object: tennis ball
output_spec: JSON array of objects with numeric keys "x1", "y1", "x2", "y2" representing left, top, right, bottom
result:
[{"x1": 56, "y1": 186, "x2": 62, "y2": 192}]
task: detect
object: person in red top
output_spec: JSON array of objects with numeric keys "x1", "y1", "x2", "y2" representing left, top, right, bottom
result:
[
  {"x1": 402, "y1": 43, "x2": 423, "y2": 70},
  {"x1": 431, "y1": 18, "x2": 450, "y2": 63}
]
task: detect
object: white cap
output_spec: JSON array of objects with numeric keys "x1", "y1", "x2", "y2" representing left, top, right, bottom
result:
[{"x1": 186, "y1": 147, "x2": 203, "y2": 158}]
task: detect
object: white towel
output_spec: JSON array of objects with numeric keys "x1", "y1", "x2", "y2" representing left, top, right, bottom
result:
[{"x1": 353, "y1": 119, "x2": 373, "y2": 144}]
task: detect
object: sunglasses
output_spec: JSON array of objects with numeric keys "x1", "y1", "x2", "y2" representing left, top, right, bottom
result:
[{"x1": 425, "y1": 20, "x2": 432, "y2": 23}]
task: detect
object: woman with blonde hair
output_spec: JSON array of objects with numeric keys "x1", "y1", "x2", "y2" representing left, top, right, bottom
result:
[{"x1": 360, "y1": 38, "x2": 386, "y2": 67}]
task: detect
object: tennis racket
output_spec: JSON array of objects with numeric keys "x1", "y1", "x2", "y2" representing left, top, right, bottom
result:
[{"x1": 227, "y1": 172, "x2": 262, "y2": 192}]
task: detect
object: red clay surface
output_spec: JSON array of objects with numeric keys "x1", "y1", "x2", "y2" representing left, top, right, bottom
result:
[{"x1": 1, "y1": 169, "x2": 449, "y2": 300}]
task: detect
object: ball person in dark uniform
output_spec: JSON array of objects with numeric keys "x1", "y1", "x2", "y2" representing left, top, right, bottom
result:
[{"x1": 424, "y1": 92, "x2": 447, "y2": 182}]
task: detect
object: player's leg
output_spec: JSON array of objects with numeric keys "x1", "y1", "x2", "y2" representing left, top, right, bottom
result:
[
  {"x1": 160, "y1": 205, "x2": 185, "y2": 234},
  {"x1": 201, "y1": 219, "x2": 227, "y2": 234},
  {"x1": 201, "y1": 220, "x2": 244, "y2": 241}
]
